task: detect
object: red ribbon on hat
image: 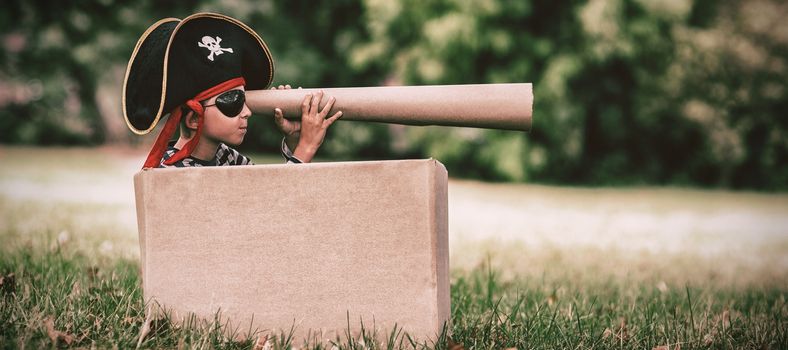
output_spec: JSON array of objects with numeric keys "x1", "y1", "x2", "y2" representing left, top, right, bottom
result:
[{"x1": 142, "y1": 77, "x2": 246, "y2": 169}]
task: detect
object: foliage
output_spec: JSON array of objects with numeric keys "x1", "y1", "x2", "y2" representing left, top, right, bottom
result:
[
  {"x1": 1, "y1": 0, "x2": 786, "y2": 189},
  {"x1": 347, "y1": 0, "x2": 788, "y2": 188}
]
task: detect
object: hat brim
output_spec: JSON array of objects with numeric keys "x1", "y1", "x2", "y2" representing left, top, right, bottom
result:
[{"x1": 122, "y1": 13, "x2": 274, "y2": 135}]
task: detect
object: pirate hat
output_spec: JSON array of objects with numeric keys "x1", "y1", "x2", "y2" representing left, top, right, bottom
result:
[{"x1": 122, "y1": 13, "x2": 273, "y2": 168}]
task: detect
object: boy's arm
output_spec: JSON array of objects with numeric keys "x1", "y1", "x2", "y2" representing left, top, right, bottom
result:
[
  {"x1": 284, "y1": 133, "x2": 300, "y2": 156},
  {"x1": 280, "y1": 138, "x2": 302, "y2": 164},
  {"x1": 272, "y1": 84, "x2": 304, "y2": 163},
  {"x1": 272, "y1": 85, "x2": 301, "y2": 159}
]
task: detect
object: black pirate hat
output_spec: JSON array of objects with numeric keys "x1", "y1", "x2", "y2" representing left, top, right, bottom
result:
[{"x1": 122, "y1": 13, "x2": 274, "y2": 168}]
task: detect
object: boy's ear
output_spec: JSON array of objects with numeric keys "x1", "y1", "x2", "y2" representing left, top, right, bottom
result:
[{"x1": 183, "y1": 110, "x2": 200, "y2": 131}]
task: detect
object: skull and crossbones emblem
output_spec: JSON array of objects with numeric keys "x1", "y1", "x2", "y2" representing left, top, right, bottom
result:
[{"x1": 197, "y1": 36, "x2": 234, "y2": 61}]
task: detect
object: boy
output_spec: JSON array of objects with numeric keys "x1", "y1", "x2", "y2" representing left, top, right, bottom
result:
[{"x1": 122, "y1": 13, "x2": 340, "y2": 167}]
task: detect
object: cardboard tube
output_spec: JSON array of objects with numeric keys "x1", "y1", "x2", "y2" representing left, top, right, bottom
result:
[{"x1": 246, "y1": 83, "x2": 533, "y2": 132}]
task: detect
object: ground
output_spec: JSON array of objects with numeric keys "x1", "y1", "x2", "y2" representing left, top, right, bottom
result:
[{"x1": 0, "y1": 146, "x2": 786, "y2": 349}]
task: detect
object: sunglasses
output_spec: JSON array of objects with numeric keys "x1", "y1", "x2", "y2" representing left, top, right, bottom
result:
[{"x1": 203, "y1": 89, "x2": 246, "y2": 117}]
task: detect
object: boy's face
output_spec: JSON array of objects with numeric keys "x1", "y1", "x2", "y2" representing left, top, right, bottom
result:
[{"x1": 201, "y1": 85, "x2": 251, "y2": 146}]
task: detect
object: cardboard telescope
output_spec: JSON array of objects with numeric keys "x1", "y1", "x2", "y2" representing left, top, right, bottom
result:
[{"x1": 246, "y1": 83, "x2": 533, "y2": 132}]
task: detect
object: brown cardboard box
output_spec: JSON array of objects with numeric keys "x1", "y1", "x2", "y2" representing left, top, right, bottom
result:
[{"x1": 134, "y1": 159, "x2": 449, "y2": 343}]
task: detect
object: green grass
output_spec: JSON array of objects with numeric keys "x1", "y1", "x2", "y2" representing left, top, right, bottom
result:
[
  {"x1": 1, "y1": 147, "x2": 786, "y2": 349},
  {"x1": 1, "y1": 231, "x2": 785, "y2": 349},
  {"x1": 449, "y1": 259, "x2": 786, "y2": 349}
]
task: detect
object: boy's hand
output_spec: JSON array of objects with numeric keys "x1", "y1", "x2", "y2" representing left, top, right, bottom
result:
[
  {"x1": 293, "y1": 90, "x2": 342, "y2": 163},
  {"x1": 271, "y1": 85, "x2": 302, "y2": 151}
]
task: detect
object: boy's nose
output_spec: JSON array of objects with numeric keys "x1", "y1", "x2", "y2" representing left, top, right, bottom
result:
[{"x1": 239, "y1": 103, "x2": 251, "y2": 119}]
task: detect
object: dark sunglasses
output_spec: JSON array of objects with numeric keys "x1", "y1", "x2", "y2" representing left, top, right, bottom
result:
[{"x1": 203, "y1": 89, "x2": 246, "y2": 117}]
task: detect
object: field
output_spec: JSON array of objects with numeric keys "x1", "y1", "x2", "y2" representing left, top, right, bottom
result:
[{"x1": 1, "y1": 146, "x2": 786, "y2": 349}]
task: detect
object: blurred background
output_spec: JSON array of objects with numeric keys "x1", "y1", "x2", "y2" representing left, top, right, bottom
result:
[
  {"x1": 2, "y1": 0, "x2": 786, "y2": 189},
  {"x1": 1, "y1": 4, "x2": 787, "y2": 345}
]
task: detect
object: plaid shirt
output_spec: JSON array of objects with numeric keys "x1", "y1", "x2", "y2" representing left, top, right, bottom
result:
[
  {"x1": 158, "y1": 138, "x2": 302, "y2": 167},
  {"x1": 159, "y1": 142, "x2": 252, "y2": 167}
]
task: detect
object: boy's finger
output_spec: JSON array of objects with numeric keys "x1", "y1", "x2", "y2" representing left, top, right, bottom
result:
[
  {"x1": 301, "y1": 94, "x2": 312, "y2": 115},
  {"x1": 321, "y1": 96, "x2": 336, "y2": 117},
  {"x1": 273, "y1": 108, "x2": 283, "y2": 124},
  {"x1": 325, "y1": 111, "x2": 343, "y2": 126},
  {"x1": 310, "y1": 90, "x2": 323, "y2": 113},
  {"x1": 285, "y1": 84, "x2": 291, "y2": 89}
]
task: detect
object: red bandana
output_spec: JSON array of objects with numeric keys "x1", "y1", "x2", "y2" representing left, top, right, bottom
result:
[{"x1": 142, "y1": 77, "x2": 246, "y2": 169}]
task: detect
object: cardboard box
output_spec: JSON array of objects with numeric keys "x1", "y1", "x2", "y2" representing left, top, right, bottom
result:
[{"x1": 134, "y1": 159, "x2": 449, "y2": 343}]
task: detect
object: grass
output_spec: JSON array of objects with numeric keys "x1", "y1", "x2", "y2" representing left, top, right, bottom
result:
[
  {"x1": 448, "y1": 259, "x2": 785, "y2": 349},
  {"x1": 0, "y1": 147, "x2": 786, "y2": 349},
  {"x1": 1, "y1": 224, "x2": 785, "y2": 349}
]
